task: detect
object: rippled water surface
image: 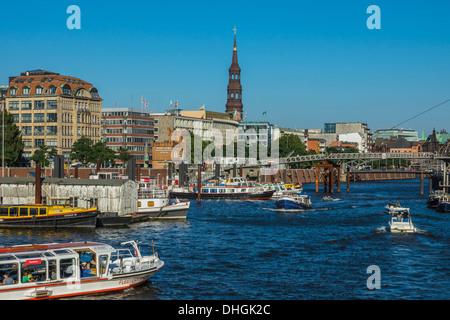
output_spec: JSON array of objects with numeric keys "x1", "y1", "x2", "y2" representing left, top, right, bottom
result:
[{"x1": 1, "y1": 179, "x2": 449, "y2": 300}]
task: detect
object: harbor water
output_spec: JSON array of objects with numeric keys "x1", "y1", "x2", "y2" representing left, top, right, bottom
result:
[{"x1": 0, "y1": 179, "x2": 448, "y2": 300}]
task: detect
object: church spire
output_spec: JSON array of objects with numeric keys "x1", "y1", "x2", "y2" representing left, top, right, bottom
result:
[{"x1": 226, "y1": 27, "x2": 243, "y2": 121}]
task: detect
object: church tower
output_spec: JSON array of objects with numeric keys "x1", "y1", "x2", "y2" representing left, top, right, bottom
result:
[{"x1": 225, "y1": 28, "x2": 243, "y2": 122}]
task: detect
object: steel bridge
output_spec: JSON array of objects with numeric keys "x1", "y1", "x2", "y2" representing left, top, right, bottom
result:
[{"x1": 225, "y1": 152, "x2": 436, "y2": 171}]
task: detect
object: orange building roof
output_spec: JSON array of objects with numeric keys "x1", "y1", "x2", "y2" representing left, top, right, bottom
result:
[{"x1": 7, "y1": 69, "x2": 101, "y2": 99}]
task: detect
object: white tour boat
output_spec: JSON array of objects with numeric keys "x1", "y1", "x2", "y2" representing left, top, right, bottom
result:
[
  {"x1": 137, "y1": 183, "x2": 190, "y2": 219},
  {"x1": 388, "y1": 209, "x2": 417, "y2": 233},
  {"x1": 385, "y1": 201, "x2": 409, "y2": 214},
  {"x1": 0, "y1": 240, "x2": 164, "y2": 300}
]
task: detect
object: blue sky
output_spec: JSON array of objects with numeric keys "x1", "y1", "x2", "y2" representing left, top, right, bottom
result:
[{"x1": 1, "y1": 0, "x2": 449, "y2": 135}]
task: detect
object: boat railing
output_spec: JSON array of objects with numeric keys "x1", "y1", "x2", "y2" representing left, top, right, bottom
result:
[{"x1": 138, "y1": 189, "x2": 169, "y2": 198}]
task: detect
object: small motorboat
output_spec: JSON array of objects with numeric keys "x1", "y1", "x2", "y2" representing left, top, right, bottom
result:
[
  {"x1": 275, "y1": 193, "x2": 312, "y2": 210},
  {"x1": 385, "y1": 201, "x2": 408, "y2": 214},
  {"x1": 388, "y1": 209, "x2": 417, "y2": 233},
  {"x1": 322, "y1": 196, "x2": 341, "y2": 202},
  {"x1": 436, "y1": 198, "x2": 450, "y2": 213}
]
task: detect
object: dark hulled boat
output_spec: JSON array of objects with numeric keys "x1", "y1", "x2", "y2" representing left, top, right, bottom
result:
[{"x1": 0, "y1": 204, "x2": 98, "y2": 228}]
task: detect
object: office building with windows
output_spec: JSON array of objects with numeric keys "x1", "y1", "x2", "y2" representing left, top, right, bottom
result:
[
  {"x1": 101, "y1": 107, "x2": 154, "y2": 165},
  {"x1": 5, "y1": 69, "x2": 102, "y2": 162}
]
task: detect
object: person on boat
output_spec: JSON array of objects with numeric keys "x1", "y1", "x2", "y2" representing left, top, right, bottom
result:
[
  {"x1": 401, "y1": 210, "x2": 410, "y2": 221},
  {"x1": 2, "y1": 273, "x2": 13, "y2": 285},
  {"x1": 22, "y1": 273, "x2": 34, "y2": 283}
]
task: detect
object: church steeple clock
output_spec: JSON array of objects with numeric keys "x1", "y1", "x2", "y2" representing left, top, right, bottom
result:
[{"x1": 225, "y1": 27, "x2": 243, "y2": 122}]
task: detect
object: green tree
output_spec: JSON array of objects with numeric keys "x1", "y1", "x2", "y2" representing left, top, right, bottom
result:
[
  {"x1": 92, "y1": 140, "x2": 116, "y2": 167},
  {"x1": 30, "y1": 145, "x2": 57, "y2": 167},
  {"x1": 279, "y1": 134, "x2": 307, "y2": 158},
  {"x1": 117, "y1": 146, "x2": 133, "y2": 164},
  {"x1": 0, "y1": 109, "x2": 24, "y2": 166},
  {"x1": 70, "y1": 136, "x2": 94, "y2": 165}
]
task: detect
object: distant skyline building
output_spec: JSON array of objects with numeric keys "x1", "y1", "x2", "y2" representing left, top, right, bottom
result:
[
  {"x1": 372, "y1": 129, "x2": 419, "y2": 142},
  {"x1": 225, "y1": 28, "x2": 243, "y2": 122}
]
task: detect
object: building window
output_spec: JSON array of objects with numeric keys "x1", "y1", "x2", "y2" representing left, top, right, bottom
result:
[
  {"x1": 21, "y1": 101, "x2": 32, "y2": 110},
  {"x1": 12, "y1": 114, "x2": 19, "y2": 123},
  {"x1": 47, "y1": 100, "x2": 57, "y2": 109},
  {"x1": 22, "y1": 87, "x2": 30, "y2": 95},
  {"x1": 36, "y1": 86, "x2": 43, "y2": 95},
  {"x1": 34, "y1": 126, "x2": 45, "y2": 135},
  {"x1": 47, "y1": 113, "x2": 57, "y2": 122},
  {"x1": 22, "y1": 127, "x2": 32, "y2": 136},
  {"x1": 324, "y1": 123, "x2": 336, "y2": 134},
  {"x1": 23, "y1": 139, "x2": 32, "y2": 148},
  {"x1": 8, "y1": 101, "x2": 19, "y2": 110},
  {"x1": 34, "y1": 139, "x2": 45, "y2": 148},
  {"x1": 47, "y1": 139, "x2": 57, "y2": 147},
  {"x1": 34, "y1": 113, "x2": 45, "y2": 123},
  {"x1": 49, "y1": 86, "x2": 56, "y2": 94},
  {"x1": 62, "y1": 85, "x2": 71, "y2": 95},
  {"x1": 21, "y1": 114, "x2": 32, "y2": 123},
  {"x1": 9, "y1": 88, "x2": 17, "y2": 96},
  {"x1": 47, "y1": 126, "x2": 58, "y2": 135},
  {"x1": 34, "y1": 101, "x2": 45, "y2": 110}
]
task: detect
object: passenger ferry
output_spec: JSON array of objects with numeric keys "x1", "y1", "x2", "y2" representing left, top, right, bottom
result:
[
  {"x1": 0, "y1": 240, "x2": 164, "y2": 300},
  {"x1": 0, "y1": 201, "x2": 98, "y2": 228},
  {"x1": 170, "y1": 183, "x2": 275, "y2": 200}
]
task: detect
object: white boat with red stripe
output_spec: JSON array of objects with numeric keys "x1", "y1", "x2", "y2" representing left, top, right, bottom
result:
[{"x1": 0, "y1": 240, "x2": 164, "y2": 300}]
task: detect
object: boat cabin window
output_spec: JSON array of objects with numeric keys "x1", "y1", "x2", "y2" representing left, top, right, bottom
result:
[
  {"x1": 147, "y1": 201, "x2": 154, "y2": 207},
  {"x1": 19, "y1": 208, "x2": 28, "y2": 217},
  {"x1": 138, "y1": 201, "x2": 141, "y2": 207},
  {"x1": 48, "y1": 260, "x2": 57, "y2": 280},
  {"x1": 30, "y1": 208, "x2": 38, "y2": 216},
  {"x1": 9, "y1": 207, "x2": 18, "y2": 217},
  {"x1": 99, "y1": 255, "x2": 108, "y2": 276},
  {"x1": 21, "y1": 259, "x2": 46, "y2": 283},
  {"x1": 0, "y1": 208, "x2": 8, "y2": 216},
  {"x1": 39, "y1": 208, "x2": 47, "y2": 215},
  {"x1": 75, "y1": 250, "x2": 97, "y2": 277},
  {"x1": 60, "y1": 258, "x2": 76, "y2": 279},
  {"x1": 0, "y1": 263, "x2": 18, "y2": 285}
]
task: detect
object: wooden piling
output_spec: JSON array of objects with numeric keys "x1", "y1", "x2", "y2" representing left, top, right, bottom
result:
[
  {"x1": 420, "y1": 170, "x2": 424, "y2": 195},
  {"x1": 35, "y1": 164, "x2": 41, "y2": 204},
  {"x1": 197, "y1": 164, "x2": 202, "y2": 204},
  {"x1": 346, "y1": 171, "x2": 350, "y2": 193},
  {"x1": 315, "y1": 166, "x2": 319, "y2": 193}
]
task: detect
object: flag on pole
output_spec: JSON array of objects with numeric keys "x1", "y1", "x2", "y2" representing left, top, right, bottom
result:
[
  {"x1": 139, "y1": 96, "x2": 143, "y2": 101},
  {"x1": 174, "y1": 100, "x2": 178, "y2": 108},
  {"x1": 143, "y1": 99, "x2": 146, "y2": 104},
  {"x1": 262, "y1": 111, "x2": 267, "y2": 116},
  {"x1": 199, "y1": 105, "x2": 205, "y2": 110},
  {"x1": 145, "y1": 102, "x2": 149, "y2": 107}
]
